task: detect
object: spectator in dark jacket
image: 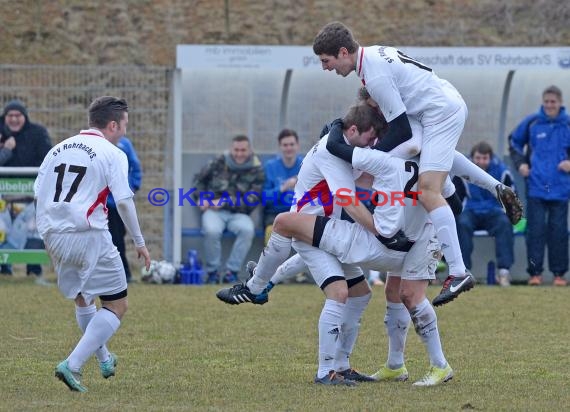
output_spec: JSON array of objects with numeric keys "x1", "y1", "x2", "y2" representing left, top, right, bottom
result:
[
  {"x1": 0, "y1": 100, "x2": 52, "y2": 282},
  {"x1": 509, "y1": 85, "x2": 570, "y2": 286},
  {"x1": 0, "y1": 100, "x2": 52, "y2": 167},
  {"x1": 455, "y1": 141, "x2": 515, "y2": 287}
]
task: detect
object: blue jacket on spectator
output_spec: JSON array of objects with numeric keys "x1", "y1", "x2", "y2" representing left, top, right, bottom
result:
[
  {"x1": 107, "y1": 136, "x2": 142, "y2": 208},
  {"x1": 462, "y1": 155, "x2": 514, "y2": 215},
  {"x1": 510, "y1": 106, "x2": 570, "y2": 200},
  {"x1": 263, "y1": 154, "x2": 303, "y2": 215}
]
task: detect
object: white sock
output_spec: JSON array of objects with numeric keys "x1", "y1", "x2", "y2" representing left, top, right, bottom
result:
[
  {"x1": 334, "y1": 293, "x2": 371, "y2": 372},
  {"x1": 247, "y1": 233, "x2": 291, "y2": 294},
  {"x1": 410, "y1": 298, "x2": 447, "y2": 369},
  {"x1": 270, "y1": 253, "x2": 308, "y2": 285},
  {"x1": 75, "y1": 305, "x2": 111, "y2": 363},
  {"x1": 317, "y1": 299, "x2": 344, "y2": 379},
  {"x1": 67, "y1": 308, "x2": 120, "y2": 372},
  {"x1": 384, "y1": 301, "x2": 411, "y2": 369},
  {"x1": 452, "y1": 151, "x2": 500, "y2": 193},
  {"x1": 429, "y1": 206, "x2": 466, "y2": 276}
]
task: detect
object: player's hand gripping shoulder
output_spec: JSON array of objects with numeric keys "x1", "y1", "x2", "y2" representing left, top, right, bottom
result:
[
  {"x1": 376, "y1": 229, "x2": 414, "y2": 252},
  {"x1": 325, "y1": 118, "x2": 355, "y2": 163}
]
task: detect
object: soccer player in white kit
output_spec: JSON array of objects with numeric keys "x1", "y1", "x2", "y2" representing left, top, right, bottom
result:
[
  {"x1": 34, "y1": 96, "x2": 151, "y2": 392},
  {"x1": 218, "y1": 105, "x2": 389, "y2": 386},
  {"x1": 221, "y1": 104, "x2": 455, "y2": 386},
  {"x1": 312, "y1": 22, "x2": 522, "y2": 306}
]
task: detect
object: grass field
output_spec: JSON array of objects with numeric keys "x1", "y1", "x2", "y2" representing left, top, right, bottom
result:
[{"x1": 1, "y1": 272, "x2": 569, "y2": 411}]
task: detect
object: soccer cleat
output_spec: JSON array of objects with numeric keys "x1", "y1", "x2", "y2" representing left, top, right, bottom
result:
[
  {"x1": 55, "y1": 360, "x2": 87, "y2": 393},
  {"x1": 432, "y1": 272, "x2": 475, "y2": 307},
  {"x1": 314, "y1": 370, "x2": 357, "y2": 386},
  {"x1": 246, "y1": 261, "x2": 275, "y2": 295},
  {"x1": 413, "y1": 364, "x2": 454, "y2": 386},
  {"x1": 99, "y1": 353, "x2": 117, "y2": 379},
  {"x1": 528, "y1": 275, "x2": 542, "y2": 286},
  {"x1": 371, "y1": 364, "x2": 409, "y2": 382},
  {"x1": 337, "y1": 368, "x2": 378, "y2": 382},
  {"x1": 216, "y1": 283, "x2": 268, "y2": 305},
  {"x1": 496, "y1": 185, "x2": 524, "y2": 225}
]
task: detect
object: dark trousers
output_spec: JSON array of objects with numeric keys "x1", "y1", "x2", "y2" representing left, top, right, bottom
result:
[
  {"x1": 457, "y1": 209, "x2": 514, "y2": 270},
  {"x1": 525, "y1": 197, "x2": 569, "y2": 276},
  {"x1": 108, "y1": 205, "x2": 131, "y2": 281}
]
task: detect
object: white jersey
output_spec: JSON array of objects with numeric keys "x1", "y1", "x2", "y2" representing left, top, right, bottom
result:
[
  {"x1": 356, "y1": 46, "x2": 463, "y2": 126},
  {"x1": 292, "y1": 134, "x2": 358, "y2": 218},
  {"x1": 34, "y1": 129, "x2": 133, "y2": 236},
  {"x1": 352, "y1": 146, "x2": 428, "y2": 241}
]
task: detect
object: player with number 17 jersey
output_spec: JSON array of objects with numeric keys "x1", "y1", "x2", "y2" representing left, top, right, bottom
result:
[{"x1": 34, "y1": 129, "x2": 133, "y2": 237}]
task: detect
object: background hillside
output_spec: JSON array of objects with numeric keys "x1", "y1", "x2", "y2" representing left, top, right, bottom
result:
[{"x1": 0, "y1": 0, "x2": 569, "y2": 65}]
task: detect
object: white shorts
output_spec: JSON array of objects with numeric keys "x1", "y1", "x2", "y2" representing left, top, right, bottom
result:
[
  {"x1": 45, "y1": 230, "x2": 126, "y2": 304},
  {"x1": 419, "y1": 91, "x2": 468, "y2": 175},
  {"x1": 318, "y1": 219, "x2": 440, "y2": 281},
  {"x1": 291, "y1": 239, "x2": 363, "y2": 288}
]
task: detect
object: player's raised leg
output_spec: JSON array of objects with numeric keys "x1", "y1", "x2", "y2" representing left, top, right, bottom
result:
[{"x1": 216, "y1": 212, "x2": 317, "y2": 305}]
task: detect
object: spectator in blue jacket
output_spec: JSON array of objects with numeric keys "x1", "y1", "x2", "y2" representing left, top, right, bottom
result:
[
  {"x1": 509, "y1": 85, "x2": 570, "y2": 286},
  {"x1": 107, "y1": 136, "x2": 142, "y2": 283},
  {"x1": 262, "y1": 129, "x2": 303, "y2": 244},
  {"x1": 455, "y1": 142, "x2": 515, "y2": 286}
]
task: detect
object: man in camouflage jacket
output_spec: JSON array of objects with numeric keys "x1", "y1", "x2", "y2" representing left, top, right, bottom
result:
[{"x1": 192, "y1": 135, "x2": 265, "y2": 284}]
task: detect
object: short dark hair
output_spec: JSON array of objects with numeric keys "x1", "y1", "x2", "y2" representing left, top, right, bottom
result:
[
  {"x1": 543, "y1": 85, "x2": 562, "y2": 100},
  {"x1": 88, "y1": 96, "x2": 128, "y2": 129},
  {"x1": 313, "y1": 21, "x2": 359, "y2": 56},
  {"x1": 342, "y1": 104, "x2": 384, "y2": 134},
  {"x1": 232, "y1": 134, "x2": 250, "y2": 144},
  {"x1": 356, "y1": 87, "x2": 371, "y2": 102},
  {"x1": 471, "y1": 141, "x2": 494, "y2": 157},
  {"x1": 277, "y1": 128, "x2": 299, "y2": 143}
]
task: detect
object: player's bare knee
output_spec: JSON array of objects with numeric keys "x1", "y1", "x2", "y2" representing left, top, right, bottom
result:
[
  {"x1": 384, "y1": 285, "x2": 400, "y2": 303},
  {"x1": 101, "y1": 297, "x2": 128, "y2": 320},
  {"x1": 324, "y1": 280, "x2": 349, "y2": 303},
  {"x1": 74, "y1": 294, "x2": 92, "y2": 307},
  {"x1": 400, "y1": 289, "x2": 426, "y2": 310},
  {"x1": 399, "y1": 289, "x2": 417, "y2": 309},
  {"x1": 347, "y1": 278, "x2": 371, "y2": 297},
  {"x1": 272, "y1": 213, "x2": 295, "y2": 237}
]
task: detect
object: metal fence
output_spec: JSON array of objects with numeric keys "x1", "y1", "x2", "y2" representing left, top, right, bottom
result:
[{"x1": 0, "y1": 64, "x2": 173, "y2": 268}]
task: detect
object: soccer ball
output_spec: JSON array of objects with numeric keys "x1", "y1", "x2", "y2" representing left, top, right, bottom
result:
[
  {"x1": 141, "y1": 260, "x2": 162, "y2": 284},
  {"x1": 141, "y1": 260, "x2": 177, "y2": 284},
  {"x1": 156, "y1": 260, "x2": 177, "y2": 284}
]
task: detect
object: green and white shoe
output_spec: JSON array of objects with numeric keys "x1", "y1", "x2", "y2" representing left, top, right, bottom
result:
[
  {"x1": 100, "y1": 353, "x2": 117, "y2": 379},
  {"x1": 371, "y1": 364, "x2": 409, "y2": 382},
  {"x1": 413, "y1": 364, "x2": 454, "y2": 386},
  {"x1": 55, "y1": 360, "x2": 87, "y2": 393}
]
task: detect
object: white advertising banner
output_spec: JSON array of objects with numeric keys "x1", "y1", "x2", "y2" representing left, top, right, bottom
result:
[{"x1": 177, "y1": 45, "x2": 570, "y2": 71}]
